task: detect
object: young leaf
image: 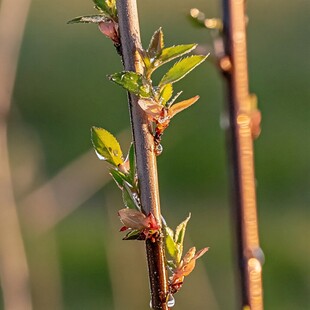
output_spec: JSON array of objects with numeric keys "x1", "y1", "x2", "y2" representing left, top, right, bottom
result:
[
  {"x1": 68, "y1": 15, "x2": 109, "y2": 24},
  {"x1": 109, "y1": 71, "x2": 152, "y2": 97},
  {"x1": 118, "y1": 208, "x2": 147, "y2": 230},
  {"x1": 138, "y1": 99, "x2": 162, "y2": 120},
  {"x1": 158, "y1": 44, "x2": 197, "y2": 66},
  {"x1": 159, "y1": 83, "x2": 173, "y2": 105},
  {"x1": 122, "y1": 186, "x2": 137, "y2": 209},
  {"x1": 128, "y1": 143, "x2": 136, "y2": 183},
  {"x1": 110, "y1": 168, "x2": 124, "y2": 189},
  {"x1": 164, "y1": 226, "x2": 178, "y2": 262},
  {"x1": 166, "y1": 90, "x2": 183, "y2": 107},
  {"x1": 136, "y1": 49, "x2": 151, "y2": 72},
  {"x1": 168, "y1": 96, "x2": 200, "y2": 118},
  {"x1": 91, "y1": 127, "x2": 123, "y2": 166},
  {"x1": 159, "y1": 55, "x2": 208, "y2": 87},
  {"x1": 93, "y1": 0, "x2": 117, "y2": 19},
  {"x1": 122, "y1": 229, "x2": 143, "y2": 240},
  {"x1": 175, "y1": 213, "x2": 191, "y2": 245},
  {"x1": 148, "y1": 28, "x2": 164, "y2": 58}
]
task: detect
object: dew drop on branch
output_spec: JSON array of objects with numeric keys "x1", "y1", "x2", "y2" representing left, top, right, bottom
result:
[
  {"x1": 154, "y1": 143, "x2": 163, "y2": 156},
  {"x1": 167, "y1": 294, "x2": 175, "y2": 307}
]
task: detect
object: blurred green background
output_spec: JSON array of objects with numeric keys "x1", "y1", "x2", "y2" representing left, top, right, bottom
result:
[{"x1": 1, "y1": 0, "x2": 309, "y2": 309}]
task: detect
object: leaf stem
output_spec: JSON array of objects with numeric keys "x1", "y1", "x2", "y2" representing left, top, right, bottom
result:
[{"x1": 116, "y1": 1, "x2": 169, "y2": 309}]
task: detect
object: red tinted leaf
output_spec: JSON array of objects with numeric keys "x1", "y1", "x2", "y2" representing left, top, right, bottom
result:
[
  {"x1": 168, "y1": 95, "x2": 200, "y2": 118},
  {"x1": 118, "y1": 208, "x2": 146, "y2": 230},
  {"x1": 138, "y1": 99, "x2": 162, "y2": 120}
]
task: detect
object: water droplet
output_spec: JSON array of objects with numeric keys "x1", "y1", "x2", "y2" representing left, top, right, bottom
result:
[
  {"x1": 154, "y1": 143, "x2": 163, "y2": 156},
  {"x1": 94, "y1": 150, "x2": 107, "y2": 161},
  {"x1": 153, "y1": 60, "x2": 160, "y2": 67},
  {"x1": 149, "y1": 300, "x2": 153, "y2": 309},
  {"x1": 167, "y1": 294, "x2": 175, "y2": 307}
]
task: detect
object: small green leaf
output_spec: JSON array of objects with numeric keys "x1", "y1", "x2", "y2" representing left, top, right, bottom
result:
[
  {"x1": 93, "y1": 0, "x2": 117, "y2": 19},
  {"x1": 158, "y1": 44, "x2": 197, "y2": 66},
  {"x1": 128, "y1": 143, "x2": 136, "y2": 183},
  {"x1": 67, "y1": 15, "x2": 109, "y2": 24},
  {"x1": 122, "y1": 229, "x2": 143, "y2": 240},
  {"x1": 109, "y1": 71, "x2": 152, "y2": 98},
  {"x1": 110, "y1": 169, "x2": 124, "y2": 189},
  {"x1": 91, "y1": 127, "x2": 123, "y2": 166},
  {"x1": 167, "y1": 260, "x2": 177, "y2": 270},
  {"x1": 122, "y1": 186, "x2": 137, "y2": 209},
  {"x1": 159, "y1": 84, "x2": 173, "y2": 105},
  {"x1": 164, "y1": 226, "x2": 178, "y2": 262},
  {"x1": 148, "y1": 28, "x2": 164, "y2": 58},
  {"x1": 159, "y1": 55, "x2": 208, "y2": 86},
  {"x1": 136, "y1": 49, "x2": 151, "y2": 72},
  {"x1": 175, "y1": 213, "x2": 191, "y2": 245}
]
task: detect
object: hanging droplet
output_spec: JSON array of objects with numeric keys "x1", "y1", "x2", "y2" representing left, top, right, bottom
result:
[
  {"x1": 167, "y1": 294, "x2": 175, "y2": 307},
  {"x1": 154, "y1": 143, "x2": 163, "y2": 156}
]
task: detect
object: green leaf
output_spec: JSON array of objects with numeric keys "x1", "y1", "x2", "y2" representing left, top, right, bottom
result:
[
  {"x1": 93, "y1": 0, "x2": 117, "y2": 19},
  {"x1": 159, "y1": 84, "x2": 173, "y2": 105},
  {"x1": 128, "y1": 143, "x2": 136, "y2": 183},
  {"x1": 122, "y1": 229, "x2": 143, "y2": 240},
  {"x1": 157, "y1": 44, "x2": 197, "y2": 66},
  {"x1": 67, "y1": 15, "x2": 109, "y2": 24},
  {"x1": 175, "y1": 213, "x2": 191, "y2": 245},
  {"x1": 91, "y1": 127, "x2": 123, "y2": 166},
  {"x1": 174, "y1": 214, "x2": 191, "y2": 264},
  {"x1": 109, "y1": 71, "x2": 152, "y2": 98},
  {"x1": 136, "y1": 49, "x2": 151, "y2": 72},
  {"x1": 148, "y1": 28, "x2": 164, "y2": 58},
  {"x1": 110, "y1": 168, "x2": 130, "y2": 189},
  {"x1": 159, "y1": 55, "x2": 208, "y2": 86},
  {"x1": 122, "y1": 186, "x2": 137, "y2": 209},
  {"x1": 164, "y1": 226, "x2": 178, "y2": 262},
  {"x1": 166, "y1": 90, "x2": 183, "y2": 107}
]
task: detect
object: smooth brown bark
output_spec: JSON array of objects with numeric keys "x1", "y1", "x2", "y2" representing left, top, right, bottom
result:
[{"x1": 116, "y1": 1, "x2": 169, "y2": 309}]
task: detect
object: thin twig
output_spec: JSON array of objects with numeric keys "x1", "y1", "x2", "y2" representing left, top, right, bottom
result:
[
  {"x1": 116, "y1": 1, "x2": 169, "y2": 309},
  {"x1": 0, "y1": 0, "x2": 33, "y2": 309},
  {"x1": 221, "y1": 0, "x2": 264, "y2": 309}
]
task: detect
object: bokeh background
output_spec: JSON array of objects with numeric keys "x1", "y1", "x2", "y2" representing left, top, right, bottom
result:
[{"x1": 0, "y1": 0, "x2": 309, "y2": 309}]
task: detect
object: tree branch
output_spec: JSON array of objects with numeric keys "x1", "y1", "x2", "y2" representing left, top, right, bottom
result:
[{"x1": 116, "y1": 1, "x2": 169, "y2": 309}]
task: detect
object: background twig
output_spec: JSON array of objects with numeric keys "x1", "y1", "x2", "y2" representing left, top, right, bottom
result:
[
  {"x1": 0, "y1": 0, "x2": 33, "y2": 309},
  {"x1": 221, "y1": 0, "x2": 264, "y2": 309}
]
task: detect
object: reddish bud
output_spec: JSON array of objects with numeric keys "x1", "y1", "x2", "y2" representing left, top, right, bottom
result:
[
  {"x1": 98, "y1": 20, "x2": 119, "y2": 45},
  {"x1": 118, "y1": 209, "x2": 160, "y2": 241}
]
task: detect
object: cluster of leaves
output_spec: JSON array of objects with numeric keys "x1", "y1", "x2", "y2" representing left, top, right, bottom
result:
[
  {"x1": 109, "y1": 28, "x2": 208, "y2": 154},
  {"x1": 91, "y1": 127, "x2": 162, "y2": 242},
  {"x1": 91, "y1": 126, "x2": 208, "y2": 295},
  {"x1": 164, "y1": 214, "x2": 209, "y2": 294}
]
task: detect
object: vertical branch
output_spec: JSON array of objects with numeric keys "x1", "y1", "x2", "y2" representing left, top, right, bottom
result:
[
  {"x1": 221, "y1": 0, "x2": 264, "y2": 309},
  {"x1": 0, "y1": 0, "x2": 33, "y2": 309},
  {"x1": 115, "y1": 1, "x2": 169, "y2": 309}
]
